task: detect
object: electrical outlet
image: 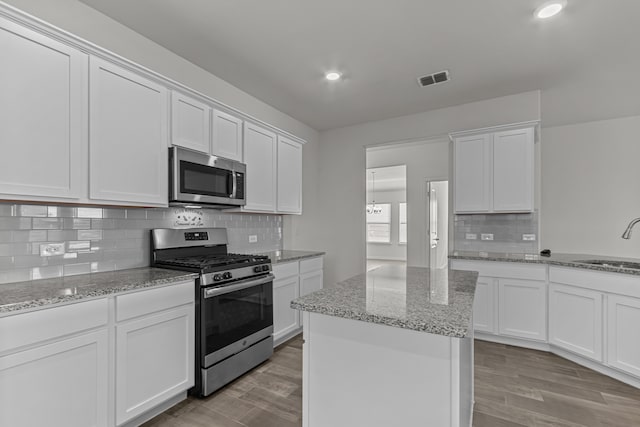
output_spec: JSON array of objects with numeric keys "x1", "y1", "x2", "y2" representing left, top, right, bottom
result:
[
  {"x1": 465, "y1": 233, "x2": 477, "y2": 240},
  {"x1": 40, "y1": 242, "x2": 65, "y2": 257},
  {"x1": 522, "y1": 234, "x2": 537, "y2": 241},
  {"x1": 249, "y1": 235, "x2": 258, "y2": 243},
  {"x1": 481, "y1": 233, "x2": 494, "y2": 241}
]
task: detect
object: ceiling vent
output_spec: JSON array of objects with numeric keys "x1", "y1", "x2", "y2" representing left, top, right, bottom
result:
[{"x1": 417, "y1": 70, "x2": 450, "y2": 87}]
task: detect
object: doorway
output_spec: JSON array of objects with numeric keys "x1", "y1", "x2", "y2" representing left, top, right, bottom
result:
[
  {"x1": 426, "y1": 180, "x2": 448, "y2": 269},
  {"x1": 365, "y1": 165, "x2": 407, "y2": 271}
]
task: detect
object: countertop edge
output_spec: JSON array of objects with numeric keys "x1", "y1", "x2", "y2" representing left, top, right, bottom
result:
[
  {"x1": 261, "y1": 250, "x2": 326, "y2": 264},
  {"x1": 290, "y1": 301, "x2": 471, "y2": 338},
  {"x1": 449, "y1": 253, "x2": 640, "y2": 276},
  {"x1": 0, "y1": 269, "x2": 199, "y2": 316}
]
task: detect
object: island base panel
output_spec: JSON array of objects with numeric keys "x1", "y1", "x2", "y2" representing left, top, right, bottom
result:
[{"x1": 301, "y1": 312, "x2": 473, "y2": 427}]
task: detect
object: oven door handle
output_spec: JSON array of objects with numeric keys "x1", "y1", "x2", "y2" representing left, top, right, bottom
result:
[{"x1": 204, "y1": 274, "x2": 274, "y2": 298}]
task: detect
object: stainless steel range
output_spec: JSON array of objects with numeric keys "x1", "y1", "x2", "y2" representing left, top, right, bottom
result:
[{"x1": 151, "y1": 227, "x2": 273, "y2": 397}]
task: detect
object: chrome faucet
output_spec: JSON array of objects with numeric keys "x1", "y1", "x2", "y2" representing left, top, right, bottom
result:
[{"x1": 622, "y1": 217, "x2": 640, "y2": 239}]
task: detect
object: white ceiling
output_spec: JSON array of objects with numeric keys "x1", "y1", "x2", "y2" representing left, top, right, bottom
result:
[{"x1": 80, "y1": 0, "x2": 640, "y2": 131}]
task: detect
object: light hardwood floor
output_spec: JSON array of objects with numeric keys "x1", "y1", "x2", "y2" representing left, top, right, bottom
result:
[{"x1": 143, "y1": 336, "x2": 640, "y2": 427}]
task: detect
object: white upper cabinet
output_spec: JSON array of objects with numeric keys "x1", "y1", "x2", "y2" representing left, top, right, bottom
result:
[
  {"x1": 212, "y1": 109, "x2": 243, "y2": 162},
  {"x1": 0, "y1": 16, "x2": 86, "y2": 200},
  {"x1": 171, "y1": 91, "x2": 211, "y2": 154},
  {"x1": 493, "y1": 128, "x2": 534, "y2": 212},
  {"x1": 89, "y1": 57, "x2": 168, "y2": 206},
  {"x1": 453, "y1": 134, "x2": 492, "y2": 213},
  {"x1": 243, "y1": 122, "x2": 277, "y2": 212},
  {"x1": 452, "y1": 124, "x2": 535, "y2": 214},
  {"x1": 277, "y1": 135, "x2": 303, "y2": 214}
]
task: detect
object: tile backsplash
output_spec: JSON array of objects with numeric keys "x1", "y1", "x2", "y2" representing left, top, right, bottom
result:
[
  {"x1": 453, "y1": 212, "x2": 539, "y2": 254},
  {"x1": 0, "y1": 203, "x2": 282, "y2": 285}
]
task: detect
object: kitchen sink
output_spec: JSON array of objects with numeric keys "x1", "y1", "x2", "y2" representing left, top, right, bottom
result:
[{"x1": 573, "y1": 260, "x2": 640, "y2": 270}]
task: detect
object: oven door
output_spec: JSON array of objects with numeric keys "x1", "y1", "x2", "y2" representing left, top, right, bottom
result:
[
  {"x1": 170, "y1": 147, "x2": 246, "y2": 206},
  {"x1": 201, "y1": 274, "x2": 274, "y2": 367}
]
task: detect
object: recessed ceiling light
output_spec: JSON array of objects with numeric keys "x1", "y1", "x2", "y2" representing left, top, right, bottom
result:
[
  {"x1": 325, "y1": 72, "x2": 341, "y2": 81},
  {"x1": 535, "y1": 1, "x2": 567, "y2": 19}
]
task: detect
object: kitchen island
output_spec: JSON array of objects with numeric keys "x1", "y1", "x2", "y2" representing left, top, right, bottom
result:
[{"x1": 291, "y1": 264, "x2": 478, "y2": 427}]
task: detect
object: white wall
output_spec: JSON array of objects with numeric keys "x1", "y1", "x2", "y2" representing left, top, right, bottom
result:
[
  {"x1": 1, "y1": 0, "x2": 320, "y2": 255},
  {"x1": 316, "y1": 91, "x2": 541, "y2": 287},
  {"x1": 366, "y1": 189, "x2": 406, "y2": 261},
  {"x1": 540, "y1": 115, "x2": 640, "y2": 257}
]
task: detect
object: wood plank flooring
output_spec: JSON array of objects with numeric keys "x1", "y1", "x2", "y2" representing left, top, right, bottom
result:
[{"x1": 142, "y1": 336, "x2": 640, "y2": 427}]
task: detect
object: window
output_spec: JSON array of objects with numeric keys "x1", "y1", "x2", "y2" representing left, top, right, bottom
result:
[
  {"x1": 366, "y1": 203, "x2": 391, "y2": 243},
  {"x1": 399, "y1": 203, "x2": 407, "y2": 244}
]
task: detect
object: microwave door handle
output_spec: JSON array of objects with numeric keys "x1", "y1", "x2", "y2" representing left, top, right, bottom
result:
[
  {"x1": 204, "y1": 274, "x2": 274, "y2": 298},
  {"x1": 231, "y1": 172, "x2": 237, "y2": 198}
]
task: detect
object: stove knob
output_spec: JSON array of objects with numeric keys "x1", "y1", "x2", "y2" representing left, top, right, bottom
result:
[
  {"x1": 213, "y1": 274, "x2": 223, "y2": 282},
  {"x1": 223, "y1": 272, "x2": 232, "y2": 280},
  {"x1": 262, "y1": 265, "x2": 270, "y2": 272},
  {"x1": 254, "y1": 266, "x2": 262, "y2": 273}
]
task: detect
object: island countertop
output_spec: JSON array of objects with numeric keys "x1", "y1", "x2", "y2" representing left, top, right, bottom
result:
[{"x1": 291, "y1": 264, "x2": 478, "y2": 338}]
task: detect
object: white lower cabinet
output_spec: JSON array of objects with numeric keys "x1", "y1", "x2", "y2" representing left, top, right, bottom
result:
[
  {"x1": 0, "y1": 280, "x2": 194, "y2": 427},
  {"x1": 273, "y1": 275, "x2": 300, "y2": 343},
  {"x1": 472, "y1": 277, "x2": 496, "y2": 334},
  {"x1": 0, "y1": 329, "x2": 109, "y2": 427},
  {"x1": 498, "y1": 278, "x2": 547, "y2": 341},
  {"x1": 300, "y1": 270, "x2": 323, "y2": 298},
  {"x1": 450, "y1": 260, "x2": 546, "y2": 342},
  {"x1": 272, "y1": 256, "x2": 323, "y2": 345},
  {"x1": 607, "y1": 294, "x2": 640, "y2": 377},
  {"x1": 549, "y1": 283, "x2": 603, "y2": 361},
  {"x1": 115, "y1": 305, "x2": 194, "y2": 425}
]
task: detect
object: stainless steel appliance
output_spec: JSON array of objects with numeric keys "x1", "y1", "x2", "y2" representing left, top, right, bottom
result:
[
  {"x1": 151, "y1": 227, "x2": 273, "y2": 397},
  {"x1": 169, "y1": 146, "x2": 246, "y2": 209}
]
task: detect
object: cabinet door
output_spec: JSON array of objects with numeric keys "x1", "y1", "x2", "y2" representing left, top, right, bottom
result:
[
  {"x1": 549, "y1": 283, "x2": 603, "y2": 361},
  {"x1": 300, "y1": 270, "x2": 323, "y2": 297},
  {"x1": 277, "y1": 136, "x2": 303, "y2": 214},
  {"x1": 492, "y1": 127, "x2": 534, "y2": 212},
  {"x1": 498, "y1": 279, "x2": 546, "y2": 341},
  {"x1": 212, "y1": 109, "x2": 243, "y2": 161},
  {"x1": 473, "y1": 277, "x2": 496, "y2": 334},
  {"x1": 243, "y1": 122, "x2": 276, "y2": 212},
  {"x1": 273, "y1": 276, "x2": 300, "y2": 343},
  {"x1": 115, "y1": 305, "x2": 194, "y2": 425},
  {"x1": 0, "y1": 17, "x2": 86, "y2": 200},
  {"x1": 453, "y1": 134, "x2": 492, "y2": 213},
  {"x1": 0, "y1": 329, "x2": 108, "y2": 427},
  {"x1": 607, "y1": 295, "x2": 640, "y2": 377},
  {"x1": 89, "y1": 57, "x2": 168, "y2": 206},
  {"x1": 171, "y1": 91, "x2": 210, "y2": 153}
]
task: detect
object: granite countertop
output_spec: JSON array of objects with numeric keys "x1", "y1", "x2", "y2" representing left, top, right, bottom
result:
[
  {"x1": 259, "y1": 250, "x2": 325, "y2": 264},
  {"x1": 291, "y1": 264, "x2": 478, "y2": 338},
  {"x1": 450, "y1": 251, "x2": 640, "y2": 276},
  {"x1": 0, "y1": 268, "x2": 198, "y2": 316}
]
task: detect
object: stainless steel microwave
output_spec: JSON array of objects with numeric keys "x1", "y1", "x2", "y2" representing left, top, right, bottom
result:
[{"x1": 169, "y1": 147, "x2": 246, "y2": 209}]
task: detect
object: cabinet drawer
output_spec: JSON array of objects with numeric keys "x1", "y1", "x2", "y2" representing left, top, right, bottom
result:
[
  {"x1": 272, "y1": 261, "x2": 299, "y2": 280},
  {"x1": 549, "y1": 267, "x2": 640, "y2": 298},
  {"x1": 0, "y1": 298, "x2": 108, "y2": 354},
  {"x1": 451, "y1": 260, "x2": 546, "y2": 281},
  {"x1": 116, "y1": 281, "x2": 194, "y2": 322},
  {"x1": 300, "y1": 257, "x2": 323, "y2": 274}
]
